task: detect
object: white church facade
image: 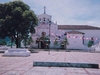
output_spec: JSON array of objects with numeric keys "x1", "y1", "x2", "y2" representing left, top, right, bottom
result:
[{"x1": 31, "y1": 7, "x2": 100, "y2": 50}]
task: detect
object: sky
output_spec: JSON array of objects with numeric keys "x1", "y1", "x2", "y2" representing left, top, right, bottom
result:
[{"x1": 0, "y1": 0, "x2": 100, "y2": 27}]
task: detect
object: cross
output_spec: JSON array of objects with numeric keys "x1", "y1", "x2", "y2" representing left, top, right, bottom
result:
[{"x1": 44, "y1": 6, "x2": 46, "y2": 14}]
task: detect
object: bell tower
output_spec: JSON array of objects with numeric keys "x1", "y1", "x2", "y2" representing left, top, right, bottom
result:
[{"x1": 38, "y1": 6, "x2": 52, "y2": 25}]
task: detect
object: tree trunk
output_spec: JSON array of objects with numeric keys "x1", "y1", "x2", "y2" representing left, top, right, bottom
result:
[
  {"x1": 11, "y1": 41, "x2": 13, "y2": 48},
  {"x1": 11, "y1": 36, "x2": 14, "y2": 48},
  {"x1": 24, "y1": 39, "x2": 26, "y2": 48},
  {"x1": 15, "y1": 37, "x2": 21, "y2": 48},
  {"x1": 16, "y1": 38, "x2": 18, "y2": 48}
]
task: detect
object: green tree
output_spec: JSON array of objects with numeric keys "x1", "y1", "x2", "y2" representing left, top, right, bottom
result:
[
  {"x1": 23, "y1": 36, "x2": 34, "y2": 47},
  {"x1": 64, "y1": 37, "x2": 69, "y2": 45},
  {"x1": 27, "y1": 36, "x2": 34, "y2": 45},
  {"x1": 54, "y1": 38, "x2": 58, "y2": 46},
  {"x1": 0, "y1": 39, "x2": 6, "y2": 45},
  {"x1": 87, "y1": 37, "x2": 94, "y2": 47},
  {"x1": 0, "y1": 1, "x2": 38, "y2": 48},
  {"x1": 88, "y1": 40, "x2": 94, "y2": 47}
]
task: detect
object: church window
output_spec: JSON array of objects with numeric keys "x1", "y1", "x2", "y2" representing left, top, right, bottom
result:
[{"x1": 43, "y1": 18, "x2": 45, "y2": 21}]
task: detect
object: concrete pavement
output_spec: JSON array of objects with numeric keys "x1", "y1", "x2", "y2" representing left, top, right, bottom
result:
[{"x1": 0, "y1": 50, "x2": 100, "y2": 75}]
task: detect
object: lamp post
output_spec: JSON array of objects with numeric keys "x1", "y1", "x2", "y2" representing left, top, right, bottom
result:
[{"x1": 48, "y1": 21, "x2": 51, "y2": 55}]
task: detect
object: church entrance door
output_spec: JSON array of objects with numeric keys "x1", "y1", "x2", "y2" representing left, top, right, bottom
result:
[{"x1": 40, "y1": 40, "x2": 46, "y2": 49}]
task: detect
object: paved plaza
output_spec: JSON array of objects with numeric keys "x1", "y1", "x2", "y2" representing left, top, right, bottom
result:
[{"x1": 0, "y1": 50, "x2": 100, "y2": 75}]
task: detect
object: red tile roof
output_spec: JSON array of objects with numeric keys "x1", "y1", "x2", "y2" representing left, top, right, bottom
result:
[
  {"x1": 67, "y1": 30, "x2": 84, "y2": 34},
  {"x1": 58, "y1": 25, "x2": 100, "y2": 30}
]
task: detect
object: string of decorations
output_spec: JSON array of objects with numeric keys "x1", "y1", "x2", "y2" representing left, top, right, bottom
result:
[
  {"x1": 51, "y1": 32, "x2": 100, "y2": 41},
  {"x1": 36, "y1": 25, "x2": 100, "y2": 41}
]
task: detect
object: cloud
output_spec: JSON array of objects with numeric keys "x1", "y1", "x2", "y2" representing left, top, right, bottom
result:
[{"x1": 1, "y1": 0, "x2": 100, "y2": 27}]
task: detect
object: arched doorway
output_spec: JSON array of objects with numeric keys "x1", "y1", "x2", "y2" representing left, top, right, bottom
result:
[
  {"x1": 40, "y1": 32, "x2": 50, "y2": 49},
  {"x1": 36, "y1": 32, "x2": 50, "y2": 49}
]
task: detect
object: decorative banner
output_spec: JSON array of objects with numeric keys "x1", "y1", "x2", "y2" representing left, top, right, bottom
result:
[
  {"x1": 35, "y1": 28, "x2": 100, "y2": 41},
  {"x1": 52, "y1": 34, "x2": 100, "y2": 41}
]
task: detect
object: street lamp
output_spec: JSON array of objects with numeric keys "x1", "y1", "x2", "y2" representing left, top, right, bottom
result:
[{"x1": 48, "y1": 21, "x2": 51, "y2": 55}]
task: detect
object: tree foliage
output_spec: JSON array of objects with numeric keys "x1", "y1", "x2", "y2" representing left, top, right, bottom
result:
[
  {"x1": 0, "y1": 39, "x2": 6, "y2": 45},
  {"x1": 88, "y1": 40, "x2": 94, "y2": 47},
  {"x1": 54, "y1": 38, "x2": 58, "y2": 46},
  {"x1": 0, "y1": 1, "x2": 38, "y2": 47},
  {"x1": 22, "y1": 36, "x2": 34, "y2": 47}
]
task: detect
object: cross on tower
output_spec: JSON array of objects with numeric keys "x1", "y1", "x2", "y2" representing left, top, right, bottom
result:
[{"x1": 44, "y1": 6, "x2": 46, "y2": 14}]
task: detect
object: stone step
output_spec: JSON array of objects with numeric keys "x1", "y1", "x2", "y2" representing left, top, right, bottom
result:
[
  {"x1": 2, "y1": 48, "x2": 31, "y2": 57},
  {"x1": 33, "y1": 61, "x2": 99, "y2": 69}
]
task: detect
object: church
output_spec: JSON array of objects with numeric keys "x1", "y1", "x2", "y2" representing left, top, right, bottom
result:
[{"x1": 31, "y1": 7, "x2": 100, "y2": 50}]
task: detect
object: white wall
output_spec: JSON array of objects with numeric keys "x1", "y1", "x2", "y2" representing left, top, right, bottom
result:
[
  {"x1": 60, "y1": 30, "x2": 100, "y2": 46},
  {"x1": 32, "y1": 35, "x2": 38, "y2": 48},
  {"x1": 78, "y1": 30, "x2": 100, "y2": 46},
  {"x1": 67, "y1": 34, "x2": 86, "y2": 49}
]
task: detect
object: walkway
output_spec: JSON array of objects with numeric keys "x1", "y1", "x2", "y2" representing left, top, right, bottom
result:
[{"x1": 0, "y1": 50, "x2": 100, "y2": 75}]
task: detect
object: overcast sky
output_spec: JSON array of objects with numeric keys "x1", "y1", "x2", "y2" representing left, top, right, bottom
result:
[{"x1": 1, "y1": 0, "x2": 100, "y2": 27}]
